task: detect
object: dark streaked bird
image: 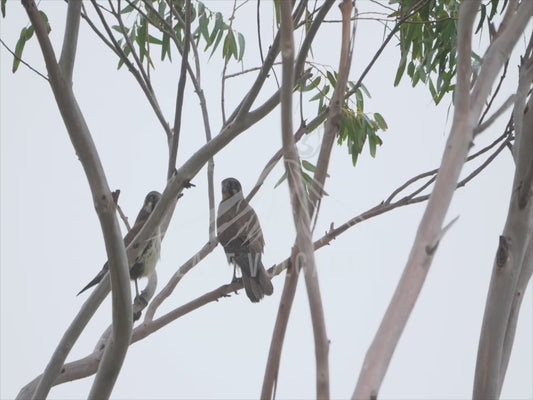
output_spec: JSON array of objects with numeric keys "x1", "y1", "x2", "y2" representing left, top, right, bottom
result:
[
  {"x1": 217, "y1": 178, "x2": 273, "y2": 303},
  {"x1": 77, "y1": 191, "x2": 162, "y2": 297}
]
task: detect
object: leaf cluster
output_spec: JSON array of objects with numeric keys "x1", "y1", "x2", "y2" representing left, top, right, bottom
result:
[
  {"x1": 392, "y1": 0, "x2": 508, "y2": 104},
  {"x1": 10, "y1": 10, "x2": 50, "y2": 73},
  {"x1": 300, "y1": 68, "x2": 388, "y2": 167},
  {"x1": 117, "y1": 0, "x2": 245, "y2": 69}
]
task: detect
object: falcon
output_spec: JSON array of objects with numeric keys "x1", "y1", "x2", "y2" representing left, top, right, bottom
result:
[
  {"x1": 217, "y1": 178, "x2": 273, "y2": 302},
  {"x1": 77, "y1": 191, "x2": 162, "y2": 298}
]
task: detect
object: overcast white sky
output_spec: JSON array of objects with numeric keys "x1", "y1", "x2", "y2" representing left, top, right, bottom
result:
[{"x1": 1, "y1": 1, "x2": 532, "y2": 399}]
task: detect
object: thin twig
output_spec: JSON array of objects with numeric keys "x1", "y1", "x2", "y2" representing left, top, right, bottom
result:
[
  {"x1": 221, "y1": 0, "x2": 239, "y2": 125},
  {"x1": 0, "y1": 38, "x2": 49, "y2": 80},
  {"x1": 168, "y1": 0, "x2": 191, "y2": 179},
  {"x1": 89, "y1": 0, "x2": 172, "y2": 141}
]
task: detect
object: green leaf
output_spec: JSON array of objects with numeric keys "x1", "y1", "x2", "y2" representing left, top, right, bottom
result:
[
  {"x1": 373, "y1": 113, "x2": 388, "y2": 130},
  {"x1": 301, "y1": 159, "x2": 316, "y2": 172},
  {"x1": 394, "y1": 54, "x2": 407, "y2": 86},
  {"x1": 274, "y1": 171, "x2": 287, "y2": 188},
  {"x1": 208, "y1": 29, "x2": 223, "y2": 58},
  {"x1": 118, "y1": 44, "x2": 131, "y2": 69},
  {"x1": 12, "y1": 28, "x2": 28, "y2": 73},
  {"x1": 199, "y1": 15, "x2": 209, "y2": 42},
  {"x1": 38, "y1": 11, "x2": 51, "y2": 34},
  {"x1": 355, "y1": 89, "x2": 364, "y2": 113},
  {"x1": 161, "y1": 33, "x2": 172, "y2": 61},
  {"x1": 309, "y1": 85, "x2": 326, "y2": 102},
  {"x1": 112, "y1": 25, "x2": 129, "y2": 35},
  {"x1": 208, "y1": 12, "x2": 224, "y2": 46},
  {"x1": 138, "y1": 18, "x2": 147, "y2": 45},
  {"x1": 326, "y1": 70, "x2": 337, "y2": 87},
  {"x1": 359, "y1": 83, "x2": 371, "y2": 98},
  {"x1": 368, "y1": 133, "x2": 377, "y2": 158},
  {"x1": 158, "y1": 0, "x2": 167, "y2": 16},
  {"x1": 148, "y1": 35, "x2": 163, "y2": 45},
  {"x1": 223, "y1": 31, "x2": 238, "y2": 60},
  {"x1": 273, "y1": 0, "x2": 281, "y2": 27},
  {"x1": 121, "y1": 0, "x2": 138, "y2": 14},
  {"x1": 198, "y1": 1, "x2": 205, "y2": 15},
  {"x1": 1, "y1": 0, "x2": 6, "y2": 18},
  {"x1": 407, "y1": 60, "x2": 415, "y2": 77},
  {"x1": 302, "y1": 76, "x2": 321, "y2": 92},
  {"x1": 237, "y1": 32, "x2": 245, "y2": 61}
]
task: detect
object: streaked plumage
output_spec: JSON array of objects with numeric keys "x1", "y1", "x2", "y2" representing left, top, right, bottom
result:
[
  {"x1": 217, "y1": 178, "x2": 273, "y2": 302},
  {"x1": 77, "y1": 191, "x2": 162, "y2": 297}
]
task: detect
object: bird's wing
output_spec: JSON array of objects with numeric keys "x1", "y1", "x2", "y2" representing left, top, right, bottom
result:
[
  {"x1": 217, "y1": 198, "x2": 264, "y2": 254},
  {"x1": 235, "y1": 200, "x2": 264, "y2": 253},
  {"x1": 123, "y1": 207, "x2": 150, "y2": 246}
]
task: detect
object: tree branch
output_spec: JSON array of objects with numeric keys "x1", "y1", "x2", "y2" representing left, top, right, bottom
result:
[
  {"x1": 474, "y1": 74, "x2": 533, "y2": 398},
  {"x1": 20, "y1": 1, "x2": 132, "y2": 399},
  {"x1": 278, "y1": 1, "x2": 330, "y2": 397},
  {"x1": 167, "y1": 0, "x2": 191, "y2": 178},
  {"x1": 309, "y1": 0, "x2": 356, "y2": 217},
  {"x1": 353, "y1": 1, "x2": 482, "y2": 397},
  {"x1": 59, "y1": 0, "x2": 81, "y2": 83},
  {"x1": 89, "y1": 0, "x2": 172, "y2": 141}
]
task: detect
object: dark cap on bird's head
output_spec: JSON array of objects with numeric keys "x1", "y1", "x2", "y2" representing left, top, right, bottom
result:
[
  {"x1": 137, "y1": 191, "x2": 161, "y2": 221},
  {"x1": 221, "y1": 178, "x2": 242, "y2": 200},
  {"x1": 145, "y1": 191, "x2": 161, "y2": 205}
]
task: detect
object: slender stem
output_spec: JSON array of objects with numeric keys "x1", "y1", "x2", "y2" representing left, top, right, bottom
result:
[
  {"x1": 0, "y1": 38, "x2": 48, "y2": 80},
  {"x1": 168, "y1": 0, "x2": 191, "y2": 178},
  {"x1": 90, "y1": 0, "x2": 172, "y2": 141},
  {"x1": 280, "y1": 1, "x2": 330, "y2": 397},
  {"x1": 59, "y1": 0, "x2": 81, "y2": 83}
]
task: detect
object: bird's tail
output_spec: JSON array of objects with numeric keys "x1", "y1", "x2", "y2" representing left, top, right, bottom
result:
[
  {"x1": 257, "y1": 266, "x2": 273, "y2": 296},
  {"x1": 236, "y1": 254, "x2": 273, "y2": 302},
  {"x1": 77, "y1": 263, "x2": 109, "y2": 296},
  {"x1": 241, "y1": 273, "x2": 264, "y2": 303}
]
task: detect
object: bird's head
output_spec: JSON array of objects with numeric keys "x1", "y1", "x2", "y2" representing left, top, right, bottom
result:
[
  {"x1": 143, "y1": 191, "x2": 161, "y2": 213},
  {"x1": 221, "y1": 178, "x2": 242, "y2": 200}
]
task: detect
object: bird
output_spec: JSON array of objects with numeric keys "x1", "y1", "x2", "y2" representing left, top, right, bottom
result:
[
  {"x1": 77, "y1": 191, "x2": 162, "y2": 298},
  {"x1": 216, "y1": 177, "x2": 273, "y2": 302}
]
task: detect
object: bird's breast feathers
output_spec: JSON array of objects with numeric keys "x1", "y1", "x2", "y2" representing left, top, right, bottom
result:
[{"x1": 138, "y1": 227, "x2": 162, "y2": 277}]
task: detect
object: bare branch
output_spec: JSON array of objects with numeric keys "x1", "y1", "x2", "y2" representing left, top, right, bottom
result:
[
  {"x1": 498, "y1": 237, "x2": 533, "y2": 394},
  {"x1": 144, "y1": 241, "x2": 217, "y2": 322},
  {"x1": 353, "y1": 1, "x2": 482, "y2": 397},
  {"x1": 474, "y1": 74, "x2": 533, "y2": 398},
  {"x1": 261, "y1": 250, "x2": 300, "y2": 400},
  {"x1": 279, "y1": 1, "x2": 329, "y2": 397},
  {"x1": 168, "y1": 0, "x2": 191, "y2": 178},
  {"x1": 309, "y1": 0, "x2": 356, "y2": 217},
  {"x1": 474, "y1": 94, "x2": 515, "y2": 135},
  {"x1": 225, "y1": 0, "x2": 308, "y2": 125},
  {"x1": 20, "y1": 1, "x2": 132, "y2": 399},
  {"x1": 59, "y1": 0, "x2": 82, "y2": 83},
  {"x1": 89, "y1": 1, "x2": 172, "y2": 141}
]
